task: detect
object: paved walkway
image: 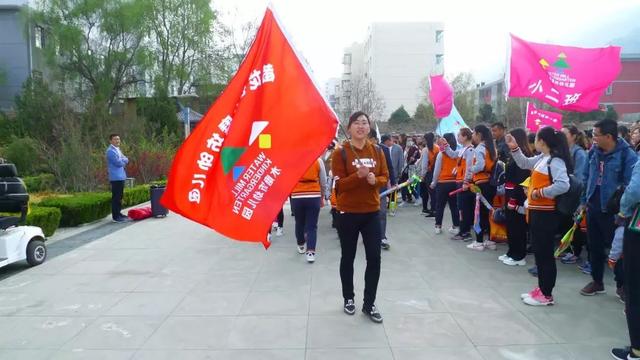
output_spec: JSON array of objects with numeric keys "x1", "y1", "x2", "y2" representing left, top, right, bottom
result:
[{"x1": 0, "y1": 203, "x2": 627, "y2": 359}]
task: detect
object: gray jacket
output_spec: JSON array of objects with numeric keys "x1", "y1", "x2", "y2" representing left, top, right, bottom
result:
[
  {"x1": 511, "y1": 149, "x2": 570, "y2": 199},
  {"x1": 389, "y1": 143, "x2": 405, "y2": 184}
]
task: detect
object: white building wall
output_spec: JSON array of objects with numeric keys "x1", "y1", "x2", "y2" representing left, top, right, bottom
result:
[{"x1": 365, "y1": 22, "x2": 444, "y2": 121}]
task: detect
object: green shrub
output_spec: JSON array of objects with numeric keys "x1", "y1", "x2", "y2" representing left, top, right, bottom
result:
[
  {"x1": 38, "y1": 185, "x2": 152, "y2": 227},
  {"x1": 39, "y1": 192, "x2": 111, "y2": 227},
  {"x1": 0, "y1": 136, "x2": 46, "y2": 176},
  {"x1": 123, "y1": 185, "x2": 150, "y2": 207},
  {"x1": 23, "y1": 173, "x2": 56, "y2": 192},
  {"x1": 26, "y1": 206, "x2": 61, "y2": 237}
]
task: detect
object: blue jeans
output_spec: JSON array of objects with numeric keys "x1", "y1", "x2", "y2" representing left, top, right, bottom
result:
[{"x1": 290, "y1": 197, "x2": 321, "y2": 251}]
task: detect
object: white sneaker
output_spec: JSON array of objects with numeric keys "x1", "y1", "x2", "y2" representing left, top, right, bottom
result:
[
  {"x1": 502, "y1": 257, "x2": 527, "y2": 266},
  {"x1": 484, "y1": 240, "x2": 497, "y2": 250},
  {"x1": 466, "y1": 241, "x2": 485, "y2": 251},
  {"x1": 448, "y1": 226, "x2": 459, "y2": 235},
  {"x1": 434, "y1": 227, "x2": 442, "y2": 234},
  {"x1": 272, "y1": 222, "x2": 278, "y2": 230},
  {"x1": 498, "y1": 254, "x2": 509, "y2": 262},
  {"x1": 276, "y1": 227, "x2": 284, "y2": 236},
  {"x1": 297, "y1": 245, "x2": 306, "y2": 254},
  {"x1": 306, "y1": 252, "x2": 315, "y2": 263}
]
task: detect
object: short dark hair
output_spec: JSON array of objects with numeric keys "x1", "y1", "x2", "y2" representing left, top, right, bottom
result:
[
  {"x1": 109, "y1": 133, "x2": 120, "y2": 140},
  {"x1": 348, "y1": 111, "x2": 370, "y2": 128},
  {"x1": 491, "y1": 122, "x2": 505, "y2": 130},
  {"x1": 381, "y1": 134, "x2": 391, "y2": 143},
  {"x1": 594, "y1": 118, "x2": 618, "y2": 140}
]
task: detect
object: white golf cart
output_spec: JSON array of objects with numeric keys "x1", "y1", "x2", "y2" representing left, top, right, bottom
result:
[{"x1": 0, "y1": 163, "x2": 47, "y2": 268}]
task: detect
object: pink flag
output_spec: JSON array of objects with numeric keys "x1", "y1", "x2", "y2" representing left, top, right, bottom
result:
[
  {"x1": 507, "y1": 34, "x2": 621, "y2": 112},
  {"x1": 526, "y1": 102, "x2": 563, "y2": 132},
  {"x1": 429, "y1": 75, "x2": 453, "y2": 118}
]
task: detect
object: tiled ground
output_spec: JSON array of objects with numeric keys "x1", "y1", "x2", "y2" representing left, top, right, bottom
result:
[{"x1": 0, "y1": 203, "x2": 627, "y2": 359}]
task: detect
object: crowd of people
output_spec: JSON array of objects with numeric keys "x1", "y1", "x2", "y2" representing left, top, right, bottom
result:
[{"x1": 279, "y1": 111, "x2": 640, "y2": 359}]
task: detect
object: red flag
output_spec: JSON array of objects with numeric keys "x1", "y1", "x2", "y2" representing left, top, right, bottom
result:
[
  {"x1": 161, "y1": 7, "x2": 338, "y2": 248},
  {"x1": 525, "y1": 102, "x2": 563, "y2": 132},
  {"x1": 507, "y1": 34, "x2": 621, "y2": 112},
  {"x1": 428, "y1": 75, "x2": 453, "y2": 118}
]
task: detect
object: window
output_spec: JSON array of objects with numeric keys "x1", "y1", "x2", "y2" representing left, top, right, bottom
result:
[
  {"x1": 343, "y1": 53, "x2": 352, "y2": 65},
  {"x1": 435, "y1": 54, "x2": 444, "y2": 65},
  {"x1": 436, "y1": 30, "x2": 444, "y2": 43},
  {"x1": 34, "y1": 26, "x2": 44, "y2": 48},
  {"x1": 605, "y1": 84, "x2": 613, "y2": 96}
]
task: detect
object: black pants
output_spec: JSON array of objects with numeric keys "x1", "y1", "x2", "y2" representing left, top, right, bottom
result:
[
  {"x1": 506, "y1": 208, "x2": 528, "y2": 261},
  {"x1": 586, "y1": 208, "x2": 615, "y2": 284},
  {"x1": 457, "y1": 184, "x2": 475, "y2": 235},
  {"x1": 435, "y1": 182, "x2": 459, "y2": 227},
  {"x1": 615, "y1": 258, "x2": 624, "y2": 289},
  {"x1": 337, "y1": 211, "x2": 381, "y2": 310},
  {"x1": 572, "y1": 230, "x2": 588, "y2": 257},
  {"x1": 624, "y1": 227, "x2": 640, "y2": 349},
  {"x1": 421, "y1": 172, "x2": 436, "y2": 212},
  {"x1": 475, "y1": 182, "x2": 496, "y2": 242},
  {"x1": 530, "y1": 210, "x2": 560, "y2": 297},
  {"x1": 276, "y1": 208, "x2": 284, "y2": 227},
  {"x1": 110, "y1": 180, "x2": 125, "y2": 220}
]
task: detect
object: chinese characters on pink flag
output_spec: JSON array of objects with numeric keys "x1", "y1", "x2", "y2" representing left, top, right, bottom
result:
[
  {"x1": 525, "y1": 102, "x2": 563, "y2": 133},
  {"x1": 429, "y1": 75, "x2": 454, "y2": 118},
  {"x1": 506, "y1": 34, "x2": 621, "y2": 112}
]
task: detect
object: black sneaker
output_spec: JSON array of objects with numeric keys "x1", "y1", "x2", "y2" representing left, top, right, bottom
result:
[
  {"x1": 343, "y1": 299, "x2": 356, "y2": 315},
  {"x1": 424, "y1": 211, "x2": 435, "y2": 218},
  {"x1": 362, "y1": 305, "x2": 383, "y2": 323},
  {"x1": 611, "y1": 347, "x2": 640, "y2": 360}
]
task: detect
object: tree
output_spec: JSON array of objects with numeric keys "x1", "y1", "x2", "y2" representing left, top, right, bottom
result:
[
  {"x1": 149, "y1": 0, "x2": 215, "y2": 95},
  {"x1": 388, "y1": 105, "x2": 411, "y2": 125},
  {"x1": 450, "y1": 72, "x2": 476, "y2": 124},
  {"x1": 13, "y1": 76, "x2": 66, "y2": 144},
  {"x1": 478, "y1": 104, "x2": 496, "y2": 123},
  {"x1": 341, "y1": 74, "x2": 386, "y2": 124},
  {"x1": 503, "y1": 98, "x2": 527, "y2": 129},
  {"x1": 560, "y1": 105, "x2": 618, "y2": 124},
  {"x1": 33, "y1": 0, "x2": 153, "y2": 109},
  {"x1": 413, "y1": 102, "x2": 437, "y2": 129}
]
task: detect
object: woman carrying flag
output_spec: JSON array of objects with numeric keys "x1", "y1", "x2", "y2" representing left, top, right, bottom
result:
[{"x1": 506, "y1": 126, "x2": 571, "y2": 306}]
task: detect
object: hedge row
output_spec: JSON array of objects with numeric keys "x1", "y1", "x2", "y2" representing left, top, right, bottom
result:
[
  {"x1": 26, "y1": 206, "x2": 62, "y2": 237},
  {"x1": 39, "y1": 185, "x2": 151, "y2": 227},
  {"x1": 23, "y1": 173, "x2": 56, "y2": 192}
]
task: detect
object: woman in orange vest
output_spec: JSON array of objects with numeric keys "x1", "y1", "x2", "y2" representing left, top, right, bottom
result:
[
  {"x1": 430, "y1": 133, "x2": 460, "y2": 235},
  {"x1": 465, "y1": 124, "x2": 498, "y2": 251},
  {"x1": 507, "y1": 126, "x2": 572, "y2": 306},
  {"x1": 451, "y1": 128, "x2": 475, "y2": 241},
  {"x1": 419, "y1": 133, "x2": 439, "y2": 217},
  {"x1": 290, "y1": 157, "x2": 328, "y2": 263}
]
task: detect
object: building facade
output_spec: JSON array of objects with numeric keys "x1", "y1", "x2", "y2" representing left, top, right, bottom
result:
[
  {"x1": 0, "y1": 1, "x2": 49, "y2": 111},
  {"x1": 601, "y1": 53, "x2": 640, "y2": 121},
  {"x1": 339, "y1": 22, "x2": 444, "y2": 122}
]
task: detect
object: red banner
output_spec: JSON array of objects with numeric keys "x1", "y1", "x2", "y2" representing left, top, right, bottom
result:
[
  {"x1": 507, "y1": 34, "x2": 621, "y2": 112},
  {"x1": 161, "y1": 7, "x2": 338, "y2": 248},
  {"x1": 525, "y1": 102, "x2": 563, "y2": 132}
]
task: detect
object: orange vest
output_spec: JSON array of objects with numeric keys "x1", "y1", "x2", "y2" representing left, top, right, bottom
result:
[
  {"x1": 438, "y1": 153, "x2": 457, "y2": 182},
  {"x1": 428, "y1": 145, "x2": 440, "y2": 172},
  {"x1": 291, "y1": 160, "x2": 321, "y2": 197},
  {"x1": 472, "y1": 152, "x2": 495, "y2": 184},
  {"x1": 456, "y1": 146, "x2": 473, "y2": 182},
  {"x1": 527, "y1": 169, "x2": 555, "y2": 211}
]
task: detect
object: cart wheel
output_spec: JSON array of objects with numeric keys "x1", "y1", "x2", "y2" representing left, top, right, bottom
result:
[{"x1": 26, "y1": 239, "x2": 47, "y2": 266}]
